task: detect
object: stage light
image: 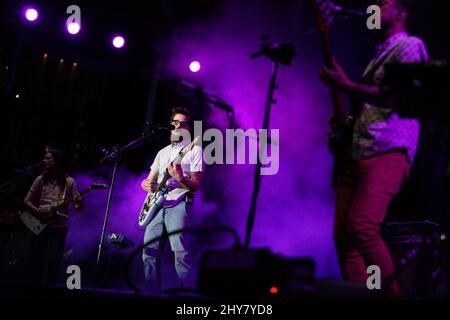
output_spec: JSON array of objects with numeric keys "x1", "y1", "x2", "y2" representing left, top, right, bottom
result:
[
  {"x1": 15, "y1": 94, "x2": 20, "y2": 99},
  {"x1": 269, "y1": 286, "x2": 278, "y2": 294},
  {"x1": 24, "y1": 8, "x2": 38, "y2": 22},
  {"x1": 189, "y1": 61, "x2": 201, "y2": 73},
  {"x1": 112, "y1": 36, "x2": 125, "y2": 48},
  {"x1": 67, "y1": 22, "x2": 80, "y2": 35}
]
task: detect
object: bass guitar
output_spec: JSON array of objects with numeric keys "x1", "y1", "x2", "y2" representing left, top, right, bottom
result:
[
  {"x1": 138, "y1": 137, "x2": 200, "y2": 228},
  {"x1": 312, "y1": 0, "x2": 354, "y2": 189}
]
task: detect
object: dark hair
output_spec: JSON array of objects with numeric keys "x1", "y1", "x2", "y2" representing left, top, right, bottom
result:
[
  {"x1": 376, "y1": 0, "x2": 413, "y2": 14},
  {"x1": 377, "y1": 0, "x2": 415, "y2": 29},
  {"x1": 42, "y1": 148, "x2": 67, "y2": 189},
  {"x1": 395, "y1": 0, "x2": 416, "y2": 30},
  {"x1": 394, "y1": 0, "x2": 411, "y2": 11},
  {"x1": 170, "y1": 107, "x2": 191, "y2": 124}
]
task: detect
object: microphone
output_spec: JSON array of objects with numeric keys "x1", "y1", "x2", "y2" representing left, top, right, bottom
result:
[
  {"x1": 327, "y1": 1, "x2": 366, "y2": 17},
  {"x1": 30, "y1": 161, "x2": 44, "y2": 168},
  {"x1": 151, "y1": 124, "x2": 176, "y2": 131},
  {"x1": 143, "y1": 123, "x2": 175, "y2": 132},
  {"x1": 15, "y1": 161, "x2": 44, "y2": 173}
]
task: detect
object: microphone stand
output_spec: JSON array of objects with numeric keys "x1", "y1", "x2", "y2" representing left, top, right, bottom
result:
[
  {"x1": 0, "y1": 162, "x2": 42, "y2": 201},
  {"x1": 243, "y1": 12, "x2": 363, "y2": 248},
  {"x1": 96, "y1": 130, "x2": 157, "y2": 267},
  {"x1": 245, "y1": 36, "x2": 295, "y2": 248}
]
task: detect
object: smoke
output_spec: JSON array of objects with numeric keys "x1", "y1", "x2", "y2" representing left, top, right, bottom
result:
[
  {"x1": 62, "y1": 165, "x2": 221, "y2": 289},
  {"x1": 63, "y1": 167, "x2": 147, "y2": 288},
  {"x1": 161, "y1": 0, "x2": 343, "y2": 279},
  {"x1": 62, "y1": 0, "x2": 373, "y2": 284}
]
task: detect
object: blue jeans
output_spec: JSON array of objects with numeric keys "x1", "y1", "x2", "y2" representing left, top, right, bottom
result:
[{"x1": 142, "y1": 201, "x2": 199, "y2": 293}]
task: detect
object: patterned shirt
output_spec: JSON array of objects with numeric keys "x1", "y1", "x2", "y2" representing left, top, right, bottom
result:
[{"x1": 351, "y1": 32, "x2": 429, "y2": 162}]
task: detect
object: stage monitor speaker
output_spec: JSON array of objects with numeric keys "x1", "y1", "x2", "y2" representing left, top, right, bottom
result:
[
  {"x1": 197, "y1": 248, "x2": 315, "y2": 298},
  {"x1": 382, "y1": 61, "x2": 450, "y2": 122}
]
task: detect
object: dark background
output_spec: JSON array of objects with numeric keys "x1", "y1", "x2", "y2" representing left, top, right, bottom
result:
[
  {"x1": 1, "y1": 0, "x2": 449, "y2": 217},
  {"x1": 0, "y1": 0, "x2": 449, "y2": 288}
]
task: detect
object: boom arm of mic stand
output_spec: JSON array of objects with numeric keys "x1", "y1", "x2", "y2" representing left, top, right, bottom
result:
[{"x1": 99, "y1": 131, "x2": 155, "y2": 163}]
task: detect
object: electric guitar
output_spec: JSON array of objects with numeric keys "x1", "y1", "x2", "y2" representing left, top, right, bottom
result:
[
  {"x1": 138, "y1": 136, "x2": 200, "y2": 228},
  {"x1": 19, "y1": 183, "x2": 108, "y2": 235},
  {"x1": 312, "y1": 0, "x2": 354, "y2": 189}
]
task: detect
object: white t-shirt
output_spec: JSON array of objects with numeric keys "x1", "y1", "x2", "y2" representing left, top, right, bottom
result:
[{"x1": 150, "y1": 140, "x2": 203, "y2": 207}]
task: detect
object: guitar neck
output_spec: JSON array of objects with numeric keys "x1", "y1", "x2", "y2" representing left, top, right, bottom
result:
[
  {"x1": 313, "y1": 0, "x2": 348, "y2": 127},
  {"x1": 153, "y1": 149, "x2": 190, "y2": 193},
  {"x1": 152, "y1": 138, "x2": 199, "y2": 194},
  {"x1": 319, "y1": 31, "x2": 347, "y2": 126},
  {"x1": 53, "y1": 187, "x2": 89, "y2": 211},
  {"x1": 161, "y1": 170, "x2": 171, "y2": 186}
]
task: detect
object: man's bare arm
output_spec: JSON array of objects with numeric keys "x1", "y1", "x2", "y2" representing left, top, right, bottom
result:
[
  {"x1": 141, "y1": 170, "x2": 159, "y2": 193},
  {"x1": 178, "y1": 171, "x2": 203, "y2": 192},
  {"x1": 320, "y1": 59, "x2": 390, "y2": 107},
  {"x1": 167, "y1": 162, "x2": 202, "y2": 192}
]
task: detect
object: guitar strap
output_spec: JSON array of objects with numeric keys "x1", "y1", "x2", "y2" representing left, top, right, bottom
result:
[
  {"x1": 350, "y1": 45, "x2": 398, "y2": 117},
  {"x1": 361, "y1": 44, "x2": 398, "y2": 85},
  {"x1": 58, "y1": 178, "x2": 68, "y2": 206}
]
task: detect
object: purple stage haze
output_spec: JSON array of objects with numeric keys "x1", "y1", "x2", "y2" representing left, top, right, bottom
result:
[
  {"x1": 61, "y1": 0, "x2": 378, "y2": 288},
  {"x1": 163, "y1": 0, "x2": 342, "y2": 279}
]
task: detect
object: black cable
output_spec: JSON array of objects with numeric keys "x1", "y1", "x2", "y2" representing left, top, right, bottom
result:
[{"x1": 123, "y1": 225, "x2": 241, "y2": 294}]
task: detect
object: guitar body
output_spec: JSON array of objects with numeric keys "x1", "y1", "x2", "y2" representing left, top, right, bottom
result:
[
  {"x1": 328, "y1": 123, "x2": 354, "y2": 188},
  {"x1": 18, "y1": 210, "x2": 61, "y2": 235},
  {"x1": 138, "y1": 191, "x2": 165, "y2": 227},
  {"x1": 312, "y1": 0, "x2": 356, "y2": 189},
  {"x1": 19, "y1": 183, "x2": 107, "y2": 235}
]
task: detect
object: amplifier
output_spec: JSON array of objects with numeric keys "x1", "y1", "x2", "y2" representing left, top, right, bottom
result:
[
  {"x1": 197, "y1": 248, "x2": 315, "y2": 298},
  {"x1": 382, "y1": 220, "x2": 442, "y2": 298},
  {"x1": 382, "y1": 220, "x2": 440, "y2": 246}
]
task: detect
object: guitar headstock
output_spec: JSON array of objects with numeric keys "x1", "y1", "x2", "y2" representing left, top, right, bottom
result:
[{"x1": 312, "y1": 0, "x2": 338, "y2": 31}]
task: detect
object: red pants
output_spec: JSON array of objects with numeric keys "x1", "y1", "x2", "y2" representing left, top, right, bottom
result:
[{"x1": 334, "y1": 150, "x2": 410, "y2": 287}]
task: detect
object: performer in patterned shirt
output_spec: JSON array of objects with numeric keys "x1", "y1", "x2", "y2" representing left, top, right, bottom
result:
[{"x1": 319, "y1": 0, "x2": 428, "y2": 296}]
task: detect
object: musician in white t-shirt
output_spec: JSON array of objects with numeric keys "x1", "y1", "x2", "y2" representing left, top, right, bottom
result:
[{"x1": 141, "y1": 107, "x2": 203, "y2": 293}]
